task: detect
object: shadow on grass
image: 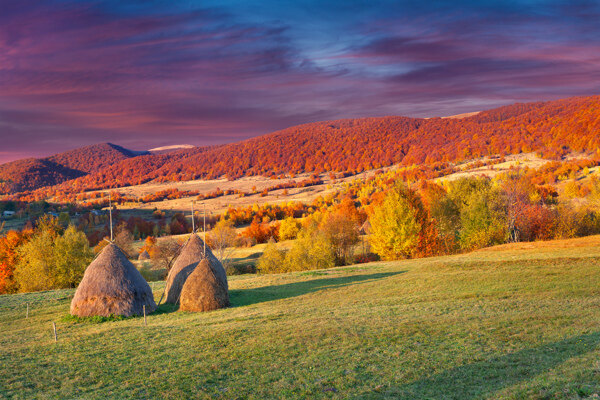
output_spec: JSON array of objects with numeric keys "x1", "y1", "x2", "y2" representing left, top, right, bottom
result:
[
  {"x1": 229, "y1": 271, "x2": 405, "y2": 307},
  {"x1": 154, "y1": 303, "x2": 179, "y2": 315},
  {"x1": 393, "y1": 331, "x2": 600, "y2": 399}
]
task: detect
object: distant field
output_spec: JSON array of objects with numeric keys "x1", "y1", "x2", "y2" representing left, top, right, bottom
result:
[
  {"x1": 2, "y1": 236, "x2": 600, "y2": 399},
  {"x1": 69, "y1": 152, "x2": 591, "y2": 215},
  {"x1": 84, "y1": 168, "x2": 387, "y2": 215}
]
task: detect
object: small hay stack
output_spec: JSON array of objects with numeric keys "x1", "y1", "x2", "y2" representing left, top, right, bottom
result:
[
  {"x1": 179, "y1": 258, "x2": 230, "y2": 312},
  {"x1": 70, "y1": 243, "x2": 157, "y2": 317},
  {"x1": 164, "y1": 234, "x2": 228, "y2": 305},
  {"x1": 359, "y1": 219, "x2": 372, "y2": 235},
  {"x1": 138, "y1": 250, "x2": 150, "y2": 260}
]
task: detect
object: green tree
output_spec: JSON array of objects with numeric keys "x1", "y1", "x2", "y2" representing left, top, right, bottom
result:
[
  {"x1": 53, "y1": 225, "x2": 93, "y2": 288},
  {"x1": 283, "y1": 226, "x2": 335, "y2": 272},
  {"x1": 369, "y1": 186, "x2": 421, "y2": 260},
  {"x1": 58, "y1": 212, "x2": 70, "y2": 226},
  {"x1": 448, "y1": 177, "x2": 507, "y2": 250}
]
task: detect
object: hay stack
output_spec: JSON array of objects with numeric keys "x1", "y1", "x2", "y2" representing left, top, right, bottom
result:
[
  {"x1": 138, "y1": 250, "x2": 150, "y2": 260},
  {"x1": 163, "y1": 234, "x2": 228, "y2": 304},
  {"x1": 179, "y1": 258, "x2": 229, "y2": 312},
  {"x1": 70, "y1": 243, "x2": 157, "y2": 317},
  {"x1": 359, "y1": 219, "x2": 372, "y2": 235}
]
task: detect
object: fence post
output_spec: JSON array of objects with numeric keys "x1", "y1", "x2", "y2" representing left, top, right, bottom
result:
[
  {"x1": 26, "y1": 303, "x2": 29, "y2": 319},
  {"x1": 143, "y1": 305, "x2": 147, "y2": 326},
  {"x1": 52, "y1": 322, "x2": 57, "y2": 342}
]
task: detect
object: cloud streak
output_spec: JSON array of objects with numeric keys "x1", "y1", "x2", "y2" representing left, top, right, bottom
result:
[{"x1": 1, "y1": 0, "x2": 600, "y2": 162}]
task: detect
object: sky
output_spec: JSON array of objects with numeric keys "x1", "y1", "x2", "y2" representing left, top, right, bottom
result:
[{"x1": 1, "y1": 0, "x2": 600, "y2": 163}]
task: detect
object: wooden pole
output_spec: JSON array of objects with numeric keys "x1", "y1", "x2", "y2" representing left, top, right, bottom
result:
[
  {"x1": 143, "y1": 305, "x2": 147, "y2": 326},
  {"x1": 26, "y1": 302, "x2": 29, "y2": 319},
  {"x1": 109, "y1": 193, "x2": 113, "y2": 242},
  {"x1": 52, "y1": 322, "x2": 57, "y2": 342},
  {"x1": 203, "y1": 203, "x2": 206, "y2": 255},
  {"x1": 191, "y1": 201, "x2": 195, "y2": 233}
]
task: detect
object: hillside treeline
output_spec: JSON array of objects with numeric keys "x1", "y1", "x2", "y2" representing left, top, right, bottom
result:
[
  {"x1": 4, "y1": 95, "x2": 600, "y2": 200},
  {"x1": 256, "y1": 169, "x2": 600, "y2": 272}
]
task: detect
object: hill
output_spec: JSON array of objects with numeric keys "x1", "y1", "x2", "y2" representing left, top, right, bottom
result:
[
  {"x1": 0, "y1": 143, "x2": 144, "y2": 193},
  {"x1": 2, "y1": 235, "x2": 600, "y2": 398},
  {"x1": 4, "y1": 95, "x2": 600, "y2": 197}
]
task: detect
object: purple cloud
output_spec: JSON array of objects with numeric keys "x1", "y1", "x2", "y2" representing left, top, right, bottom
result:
[{"x1": 1, "y1": 0, "x2": 600, "y2": 163}]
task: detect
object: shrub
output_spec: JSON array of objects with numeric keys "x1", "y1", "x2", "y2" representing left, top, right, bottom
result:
[
  {"x1": 257, "y1": 239, "x2": 286, "y2": 274},
  {"x1": 283, "y1": 226, "x2": 335, "y2": 272},
  {"x1": 242, "y1": 219, "x2": 278, "y2": 244}
]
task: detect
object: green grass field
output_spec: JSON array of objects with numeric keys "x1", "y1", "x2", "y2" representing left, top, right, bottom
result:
[{"x1": 2, "y1": 236, "x2": 600, "y2": 399}]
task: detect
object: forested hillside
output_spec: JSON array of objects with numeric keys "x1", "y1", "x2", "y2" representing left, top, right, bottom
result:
[
  {"x1": 3, "y1": 95, "x2": 600, "y2": 198},
  {"x1": 0, "y1": 143, "x2": 144, "y2": 193}
]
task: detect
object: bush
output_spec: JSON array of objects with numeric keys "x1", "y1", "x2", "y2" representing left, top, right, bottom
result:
[
  {"x1": 257, "y1": 239, "x2": 286, "y2": 274},
  {"x1": 225, "y1": 263, "x2": 257, "y2": 275},
  {"x1": 283, "y1": 226, "x2": 335, "y2": 272},
  {"x1": 354, "y1": 253, "x2": 380, "y2": 264},
  {"x1": 242, "y1": 219, "x2": 278, "y2": 244},
  {"x1": 138, "y1": 262, "x2": 166, "y2": 282},
  {"x1": 257, "y1": 227, "x2": 335, "y2": 274}
]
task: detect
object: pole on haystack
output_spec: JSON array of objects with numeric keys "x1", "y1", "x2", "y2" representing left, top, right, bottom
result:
[
  {"x1": 191, "y1": 201, "x2": 195, "y2": 233},
  {"x1": 203, "y1": 203, "x2": 206, "y2": 255},
  {"x1": 109, "y1": 192, "x2": 113, "y2": 242}
]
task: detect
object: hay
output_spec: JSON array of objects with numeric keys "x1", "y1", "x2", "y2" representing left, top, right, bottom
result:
[
  {"x1": 359, "y1": 219, "x2": 372, "y2": 235},
  {"x1": 70, "y1": 243, "x2": 157, "y2": 317},
  {"x1": 163, "y1": 234, "x2": 228, "y2": 305},
  {"x1": 138, "y1": 250, "x2": 150, "y2": 260},
  {"x1": 179, "y1": 258, "x2": 229, "y2": 312}
]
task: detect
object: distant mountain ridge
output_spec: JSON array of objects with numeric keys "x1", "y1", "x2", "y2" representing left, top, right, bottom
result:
[
  {"x1": 2, "y1": 95, "x2": 600, "y2": 197},
  {"x1": 0, "y1": 143, "x2": 145, "y2": 193}
]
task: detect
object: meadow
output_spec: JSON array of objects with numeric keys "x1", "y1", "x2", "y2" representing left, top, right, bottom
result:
[{"x1": 1, "y1": 236, "x2": 600, "y2": 399}]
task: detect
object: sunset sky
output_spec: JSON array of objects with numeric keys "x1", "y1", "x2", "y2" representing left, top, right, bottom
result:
[{"x1": 1, "y1": 0, "x2": 600, "y2": 163}]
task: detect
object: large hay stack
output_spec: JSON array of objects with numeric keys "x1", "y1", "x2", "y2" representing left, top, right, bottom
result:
[
  {"x1": 179, "y1": 258, "x2": 230, "y2": 312},
  {"x1": 164, "y1": 234, "x2": 228, "y2": 305},
  {"x1": 70, "y1": 243, "x2": 157, "y2": 317}
]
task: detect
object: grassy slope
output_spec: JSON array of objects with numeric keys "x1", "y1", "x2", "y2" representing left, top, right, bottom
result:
[{"x1": 2, "y1": 237, "x2": 600, "y2": 399}]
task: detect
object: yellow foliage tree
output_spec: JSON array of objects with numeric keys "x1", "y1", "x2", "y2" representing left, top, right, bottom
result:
[
  {"x1": 278, "y1": 217, "x2": 301, "y2": 241},
  {"x1": 369, "y1": 187, "x2": 420, "y2": 260}
]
